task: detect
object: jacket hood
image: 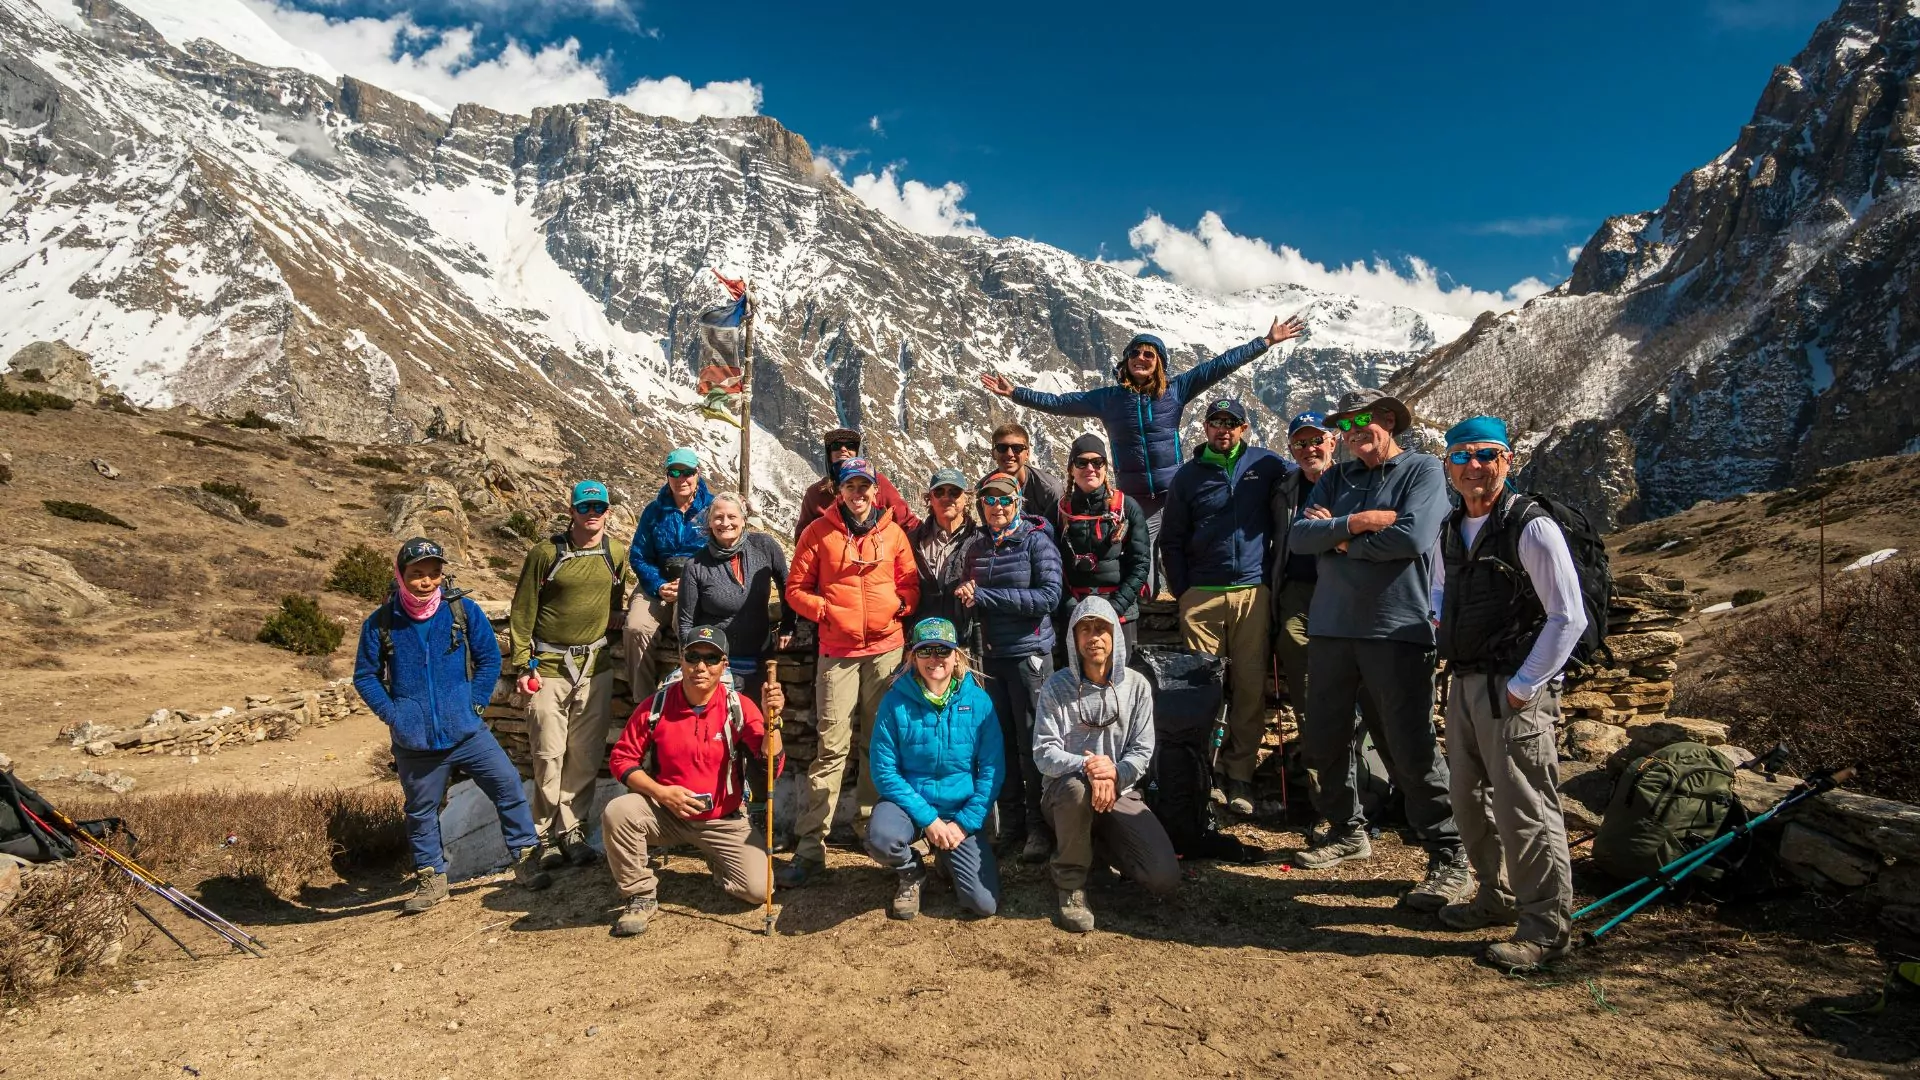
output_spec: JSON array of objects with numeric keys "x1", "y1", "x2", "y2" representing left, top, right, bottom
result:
[
  {"x1": 652, "y1": 476, "x2": 714, "y2": 509},
  {"x1": 1113, "y1": 333, "x2": 1168, "y2": 383},
  {"x1": 1064, "y1": 594, "x2": 1127, "y2": 683}
]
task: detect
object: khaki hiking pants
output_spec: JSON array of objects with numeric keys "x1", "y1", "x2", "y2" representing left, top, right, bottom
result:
[
  {"x1": 623, "y1": 594, "x2": 673, "y2": 703},
  {"x1": 528, "y1": 667, "x2": 613, "y2": 839},
  {"x1": 1042, "y1": 777, "x2": 1179, "y2": 895},
  {"x1": 1178, "y1": 585, "x2": 1271, "y2": 783},
  {"x1": 1446, "y1": 672, "x2": 1575, "y2": 947},
  {"x1": 602, "y1": 793, "x2": 769, "y2": 904},
  {"x1": 1274, "y1": 578, "x2": 1315, "y2": 715},
  {"x1": 795, "y1": 647, "x2": 903, "y2": 864}
]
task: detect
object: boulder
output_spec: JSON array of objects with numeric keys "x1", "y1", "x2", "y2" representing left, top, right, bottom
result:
[
  {"x1": 0, "y1": 547, "x2": 113, "y2": 618},
  {"x1": 1562, "y1": 691, "x2": 1617, "y2": 711},
  {"x1": 7, "y1": 340, "x2": 106, "y2": 402},
  {"x1": 1798, "y1": 790, "x2": 1920, "y2": 863},
  {"x1": 1624, "y1": 716, "x2": 1729, "y2": 749},
  {"x1": 1603, "y1": 631, "x2": 1684, "y2": 663},
  {"x1": 1563, "y1": 720, "x2": 1631, "y2": 764},
  {"x1": 1778, "y1": 822, "x2": 1881, "y2": 888},
  {"x1": 0, "y1": 854, "x2": 24, "y2": 919},
  {"x1": 388, "y1": 477, "x2": 473, "y2": 569},
  {"x1": 1557, "y1": 761, "x2": 1614, "y2": 833}
]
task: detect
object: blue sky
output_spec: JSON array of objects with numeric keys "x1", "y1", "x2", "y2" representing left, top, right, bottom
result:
[{"x1": 225, "y1": 0, "x2": 1835, "y2": 313}]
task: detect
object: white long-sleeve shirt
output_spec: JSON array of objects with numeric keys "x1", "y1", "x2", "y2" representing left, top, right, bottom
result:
[{"x1": 1430, "y1": 512, "x2": 1588, "y2": 703}]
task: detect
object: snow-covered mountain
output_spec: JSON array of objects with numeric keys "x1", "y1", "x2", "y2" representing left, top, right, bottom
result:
[
  {"x1": 1389, "y1": 0, "x2": 1920, "y2": 525},
  {"x1": 0, "y1": 0, "x2": 1466, "y2": 526}
]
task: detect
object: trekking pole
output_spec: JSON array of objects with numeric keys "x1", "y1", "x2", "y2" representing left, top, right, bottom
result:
[
  {"x1": 763, "y1": 658, "x2": 779, "y2": 938},
  {"x1": 1574, "y1": 766, "x2": 1854, "y2": 942},
  {"x1": 132, "y1": 899, "x2": 199, "y2": 960}
]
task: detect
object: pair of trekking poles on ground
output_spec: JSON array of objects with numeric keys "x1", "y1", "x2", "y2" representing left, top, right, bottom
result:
[{"x1": 20, "y1": 800, "x2": 268, "y2": 959}]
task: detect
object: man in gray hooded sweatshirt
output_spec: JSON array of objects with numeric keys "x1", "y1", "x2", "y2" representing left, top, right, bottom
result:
[{"x1": 1034, "y1": 595, "x2": 1179, "y2": 933}]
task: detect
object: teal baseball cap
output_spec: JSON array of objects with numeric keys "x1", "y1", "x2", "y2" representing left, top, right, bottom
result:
[
  {"x1": 570, "y1": 480, "x2": 609, "y2": 509},
  {"x1": 664, "y1": 447, "x2": 700, "y2": 472},
  {"x1": 909, "y1": 617, "x2": 959, "y2": 651}
]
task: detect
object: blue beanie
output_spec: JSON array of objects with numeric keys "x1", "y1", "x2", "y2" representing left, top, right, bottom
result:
[{"x1": 1444, "y1": 415, "x2": 1511, "y2": 449}]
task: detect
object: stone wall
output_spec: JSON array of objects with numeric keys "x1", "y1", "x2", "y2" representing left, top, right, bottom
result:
[{"x1": 61, "y1": 682, "x2": 368, "y2": 760}]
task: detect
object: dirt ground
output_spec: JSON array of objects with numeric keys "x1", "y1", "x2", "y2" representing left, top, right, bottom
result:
[{"x1": 4, "y1": 806, "x2": 1914, "y2": 1080}]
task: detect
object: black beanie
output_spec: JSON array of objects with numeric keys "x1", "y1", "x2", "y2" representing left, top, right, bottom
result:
[{"x1": 1069, "y1": 433, "x2": 1107, "y2": 462}]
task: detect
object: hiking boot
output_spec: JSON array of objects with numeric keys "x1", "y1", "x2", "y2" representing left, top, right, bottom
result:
[
  {"x1": 611, "y1": 896, "x2": 658, "y2": 937},
  {"x1": 1209, "y1": 784, "x2": 1228, "y2": 807},
  {"x1": 1052, "y1": 888, "x2": 1095, "y2": 934},
  {"x1": 1293, "y1": 828, "x2": 1372, "y2": 870},
  {"x1": 1437, "y1": 897, "x2": 1519, "y2": 931},
  {"x1": 1404, "y1": 849, "x2": 1475, "y2": 913},
  {"x1": 1020, "y1": 833, "x2": 1053, "y2": 865},
  {"x1": 402, "y1": 868, "x2": 448, "y2": 914},
  {"x1": 774, "y1": 855, "x2": 825, "y2": 889},
  {"x1": 560, "y1": 826, "x2": 598, "y2": 867},
  {"x1": 510, "y1": 846, "x2": 552, "y2": 891},
  {"x1": 890, "y1": 864, "x2": 925, "y2": 921},
  {"x1": 536, "y1": 836, "x2": 566, "y2": 872},
  {"x1": 1226, "y1": 779, "x2": 1255, "y2": 816},
  {"x1": 1484, "y1": 936, "x2": 1572, "y2": 972}
]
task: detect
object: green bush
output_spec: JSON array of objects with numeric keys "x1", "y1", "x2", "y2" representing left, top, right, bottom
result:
[
  {"x1": 353, "y1": 455, "x2": 405, "y2": 473},
  {"x1": 324, "y1": 543, "x2": 390, "y2": 601},
  {"x1": 201, "y1": 480, "x2": 262, "y2": 518},
  {"x1": 256, "y1": 594, "x2": 343, "y2": 655},
  {"x1": 231, "y1": 410, "x2": 281, "y2": 431},
  {"x1": 43, "y1": 500, "x2": 134, "y2": 529},
  {"x1": 0, "y1": 387, "x2": 74, "y2": 414},
  {"x1": 486, "y1": 554, "x2": 512, "y2": 570},
  {"x1": 1732, "y1": 588, "x2": 1767, "y2": 607},
  {"x1": 497, "y1": 510, "x2": 541, "y2": 540}
]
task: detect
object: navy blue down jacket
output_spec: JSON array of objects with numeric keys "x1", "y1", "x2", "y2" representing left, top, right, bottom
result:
[
  {"x1": 352, "y1": 594, "x2": 502, "y2": 752},
  {"x1": 1161, "y1": 443, "x2": 1291, "y2": 597},
  {"x1": 1009, "y1": 334, "x2": 1272, "y2": 501},
  {"x1": 963, "y1": 515, "x2": 1063, "y2": 659}
]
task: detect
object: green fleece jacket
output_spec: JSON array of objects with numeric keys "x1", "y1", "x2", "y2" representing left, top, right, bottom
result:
[{"x1": 508, "y1": 534, "x2": 638, "y2": 675}]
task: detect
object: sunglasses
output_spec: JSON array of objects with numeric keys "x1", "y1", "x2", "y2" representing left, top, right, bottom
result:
[
  {"x1": 1334, "y1": 412, "x2": 1374, "y2": 432},
  {"x1": 1071, "y1": 457, "x2": 1106, "y2": 470},
  {"x1": 827, "y1": 440, "x2": 860, "y2": 453},
  {"x1": 993, "y1": 442, "x2": 1029, "y2": 455},
  {"x1": 978, "y1": 494, "x2": 1016, "y2": 507},
  {"x1": 574, "y1": 502, "x2": 610, "y2": 515},
  {"x1": 1290, "y1": 435, "x2": 1331, "y2": 450},
  {"x1": 930, "y1": 486, "x2": 964, "y2": 499},
  {"x1": 1125, "y1": 346, "x2": 1159, "y2": 359},
  {"x1": 1205, "y1": 416, "x2": 1242, "y2": 429},
  {"x1": 1447, "y1": 447, "x2": 1506, "y2": 466},
  {"x1": 683, "y1": 650, "x2": 726, "y2": 667},
  {"x1": 914, "y1": 645, "x2": 955, "y2": 660},
  {"x1": 666, "y1": 466, "x2": 698, "y2": 479}
]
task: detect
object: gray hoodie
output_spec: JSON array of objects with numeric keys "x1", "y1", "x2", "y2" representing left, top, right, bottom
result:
[{"x1": 1032, "y1": 595, "x2": 1156, "y2": 791}]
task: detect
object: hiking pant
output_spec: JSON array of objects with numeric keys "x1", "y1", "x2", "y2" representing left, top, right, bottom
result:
[
  {"x1": 866, "y1": 800, "x2": 1000, "y2": 916},
  {"x1": 528, "y1": 667, "x2": 613, "y2": 839},
  {"x1": 795, "y1": 648, "x2": 902, "y2": 863},
  {"x1": 1043, "y1": 776, "x2": 1179, "y2": 895},
  {"x1": 393, "y1": 729, "x2": 538, "y2": 875},
  {"x1": 1136, "y1": 493, "x2": 1166, "y2": 599},
  {"x1": 1178, "y1": 585, "x2": 1271, "y2": 783},
  {"x1": 982, "y1": 652, "x2": 1053, "y2": 841},
  {"x1": 623, "y1": 594, "x2": 672, "y2": 702},
  {"x1": 1303, "y1": 637, "x2": 1459, "y2": 853},
  {"x1": 602, "y1": 793, "x2": 769, "y2": 904},
  {"x1": 1448, "y1": 673, "x2": 1574, "y2": 946},
  {"x1": 1273, "y1": 578, "x2": 1315, "y2": 714}
]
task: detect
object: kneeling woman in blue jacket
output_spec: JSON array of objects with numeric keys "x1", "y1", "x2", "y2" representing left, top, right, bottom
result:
[
  {"x1": 864, "y1": 617, "x2": 1004, "y2": 921},
  {"x1": 353, "y1": 537, "x2": 552, "y2": 914}
]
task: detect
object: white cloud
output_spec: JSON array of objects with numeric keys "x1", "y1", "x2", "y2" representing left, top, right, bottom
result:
[
  {"x1": 845, "y1": 166, "x2": 985, "y2": 238},
  {"x1": 1567, "y1": 245, "x2": 1585, "y2": 263},
  {"x1": 1127, "y1": 212, "x2": 1551, "y2": 319},
  {"x1": 205, "y1": 0, "x2": 760, "y2": 120},
  {"x1": 1466, "y1": 215, "x2": 1577, "y2": 237},
  {"x1": 260, "y1": 112, "x2": 340, "y2": 161},
  {"x1": 868, "y1": 115, "x2": 884, "y2": 135}
]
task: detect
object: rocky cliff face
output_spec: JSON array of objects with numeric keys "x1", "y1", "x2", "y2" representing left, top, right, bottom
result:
[
  {"x1": 0, "y1": 0, "x2": 1464, "y2": 528},
  {"x1": 1390, "y1": 0, "x2": 1920, "y2": 524}
]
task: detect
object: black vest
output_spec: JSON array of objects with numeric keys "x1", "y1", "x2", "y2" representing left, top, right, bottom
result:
[
  {"x1": 1437, "y1": 493, "x2": 1550, "y2": 675},
  {"x1": 1059, "y1": 487, "x2": 1128, "y2": 592}
]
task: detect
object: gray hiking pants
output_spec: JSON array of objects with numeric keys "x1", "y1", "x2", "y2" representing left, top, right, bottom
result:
[{"x1": 1446, "y1": 672, "x2": 1574, "y2": 947}]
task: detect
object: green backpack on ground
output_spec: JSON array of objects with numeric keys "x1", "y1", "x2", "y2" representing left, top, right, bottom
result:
[{"x1": 1593, "y1": 741, "x2": 1738, "y2": 884}]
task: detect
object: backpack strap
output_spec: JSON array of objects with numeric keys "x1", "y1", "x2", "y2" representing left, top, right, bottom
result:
[
  {"x1": 374, "y1": 601, "x2": 396, "y2": 695},
  {"x1": 638, "y1": 685, "x2": 673, "y2": 775},
  {"x1": 450, "y1": 597, "x2": 473, "y2": 686}
]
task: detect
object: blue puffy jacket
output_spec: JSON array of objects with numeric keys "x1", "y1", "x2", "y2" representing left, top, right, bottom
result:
[
  {"x1": 869, "y1": 671, "x2": 1003, "y2": 833},
  {"x1": 1162, "y1": 443, "x2": 1291, "y2": 596},
  {"x1": 1010, "y1": 334, "x2": 1272, "y2": 500},
  {"x1": 629, "y1": 478, "x2": 713, "y2": 599},
  {"x1": 964, "y1": 515, "x2": 1062, "y2": 658},
  {"x1": 352, "y1": 594, "x2": 502, "y2": 753}
]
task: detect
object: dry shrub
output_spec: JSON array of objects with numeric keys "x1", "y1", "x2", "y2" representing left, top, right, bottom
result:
[
  {"x1": 1681, "y1": 559, "x2": 1920, "y2": 802},
  {"x1": 0, "y1": 859, "x2": 137, "y2": 1002},
  {"x1": 61, "y1": 546, "x2": 199, "y2": 601}
]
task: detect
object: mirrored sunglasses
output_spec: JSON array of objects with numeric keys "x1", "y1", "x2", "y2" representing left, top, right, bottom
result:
[
  {"x1": 1290, "y1": 435, "x2": 1331, "y2": 450},
  {"x1": 978, "y1": 494, "x2": 1016, "y2": 507},
  {"x1": 1447, "y1": 447, "x2": 1506, "y2": 466},
  {"x1": 666, "y1": 466, "x2": 698, "y2": 479},
  {"x1": 1334, "y1": 411, "x2": 1374, "y2": 432},
  {"x1": 1205, "y1": 415, "x2": 1241, "y2": 429}
]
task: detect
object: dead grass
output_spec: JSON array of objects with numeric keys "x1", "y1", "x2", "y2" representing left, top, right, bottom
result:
[
  {"x1": 0, "y1": 858, "x2": 137, "y2": 1003},
  {"x1": 61, "y1": 545, "x2": 202, "y2": 601}
]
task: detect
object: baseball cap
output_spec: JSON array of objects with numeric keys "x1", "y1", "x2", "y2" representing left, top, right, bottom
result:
[
  {"x1": 977, "y1": 472, "x2": 1020, "y2": 497},
  {"x1": 909, "y1": 617, "x2": 960, "y2": 651},
  {"x1": 663, "y1": 447, "x2": 700, "y2": 472},
  {"x1": 570, "y1": 480, "x2": 610, "y2": 509},
  {"x1": 1288, "y1": 411, "x2": 1330, "y2": 437},
  {"x1": 682, "y1": 624, "x2": 730, "y2": 656},
  {"x1": 836, "y1": 457, "x2": 878, "y2": 485},
  {"x1": 927, "y1": 466, "x2": 968, "y2": 493},
  {"x1": 396, "y1": 536, "x2": 445, "y2": 569},
  {"x1": 1205, "y1": 397, "x2": 1249, "y2": 424}
]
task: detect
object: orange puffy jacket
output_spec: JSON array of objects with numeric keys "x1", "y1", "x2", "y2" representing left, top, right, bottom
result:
[{"x1": 787, "y1": 506, "x2": 921, "y2": 658}]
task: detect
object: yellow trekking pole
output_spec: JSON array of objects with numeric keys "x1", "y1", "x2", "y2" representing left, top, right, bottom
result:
[{"x1": 764, "y1": 658, "x2": 779, "y2": 937}]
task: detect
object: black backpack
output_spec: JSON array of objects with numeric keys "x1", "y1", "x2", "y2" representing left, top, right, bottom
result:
[
  {"x1": 1130, "y1": 646, "x2": 1256, "y2": 862},
  {"x1": 1501, "y1": 492, "x2": 1614, "y2": 674},
  {"x1": 1, "y1": 770, "x2": 126, "y2": 863}
]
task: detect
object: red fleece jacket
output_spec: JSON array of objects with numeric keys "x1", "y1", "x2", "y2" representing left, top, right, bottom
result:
[{"x1": 607, "y1": 682, "x2": 782, "y2": 820}]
